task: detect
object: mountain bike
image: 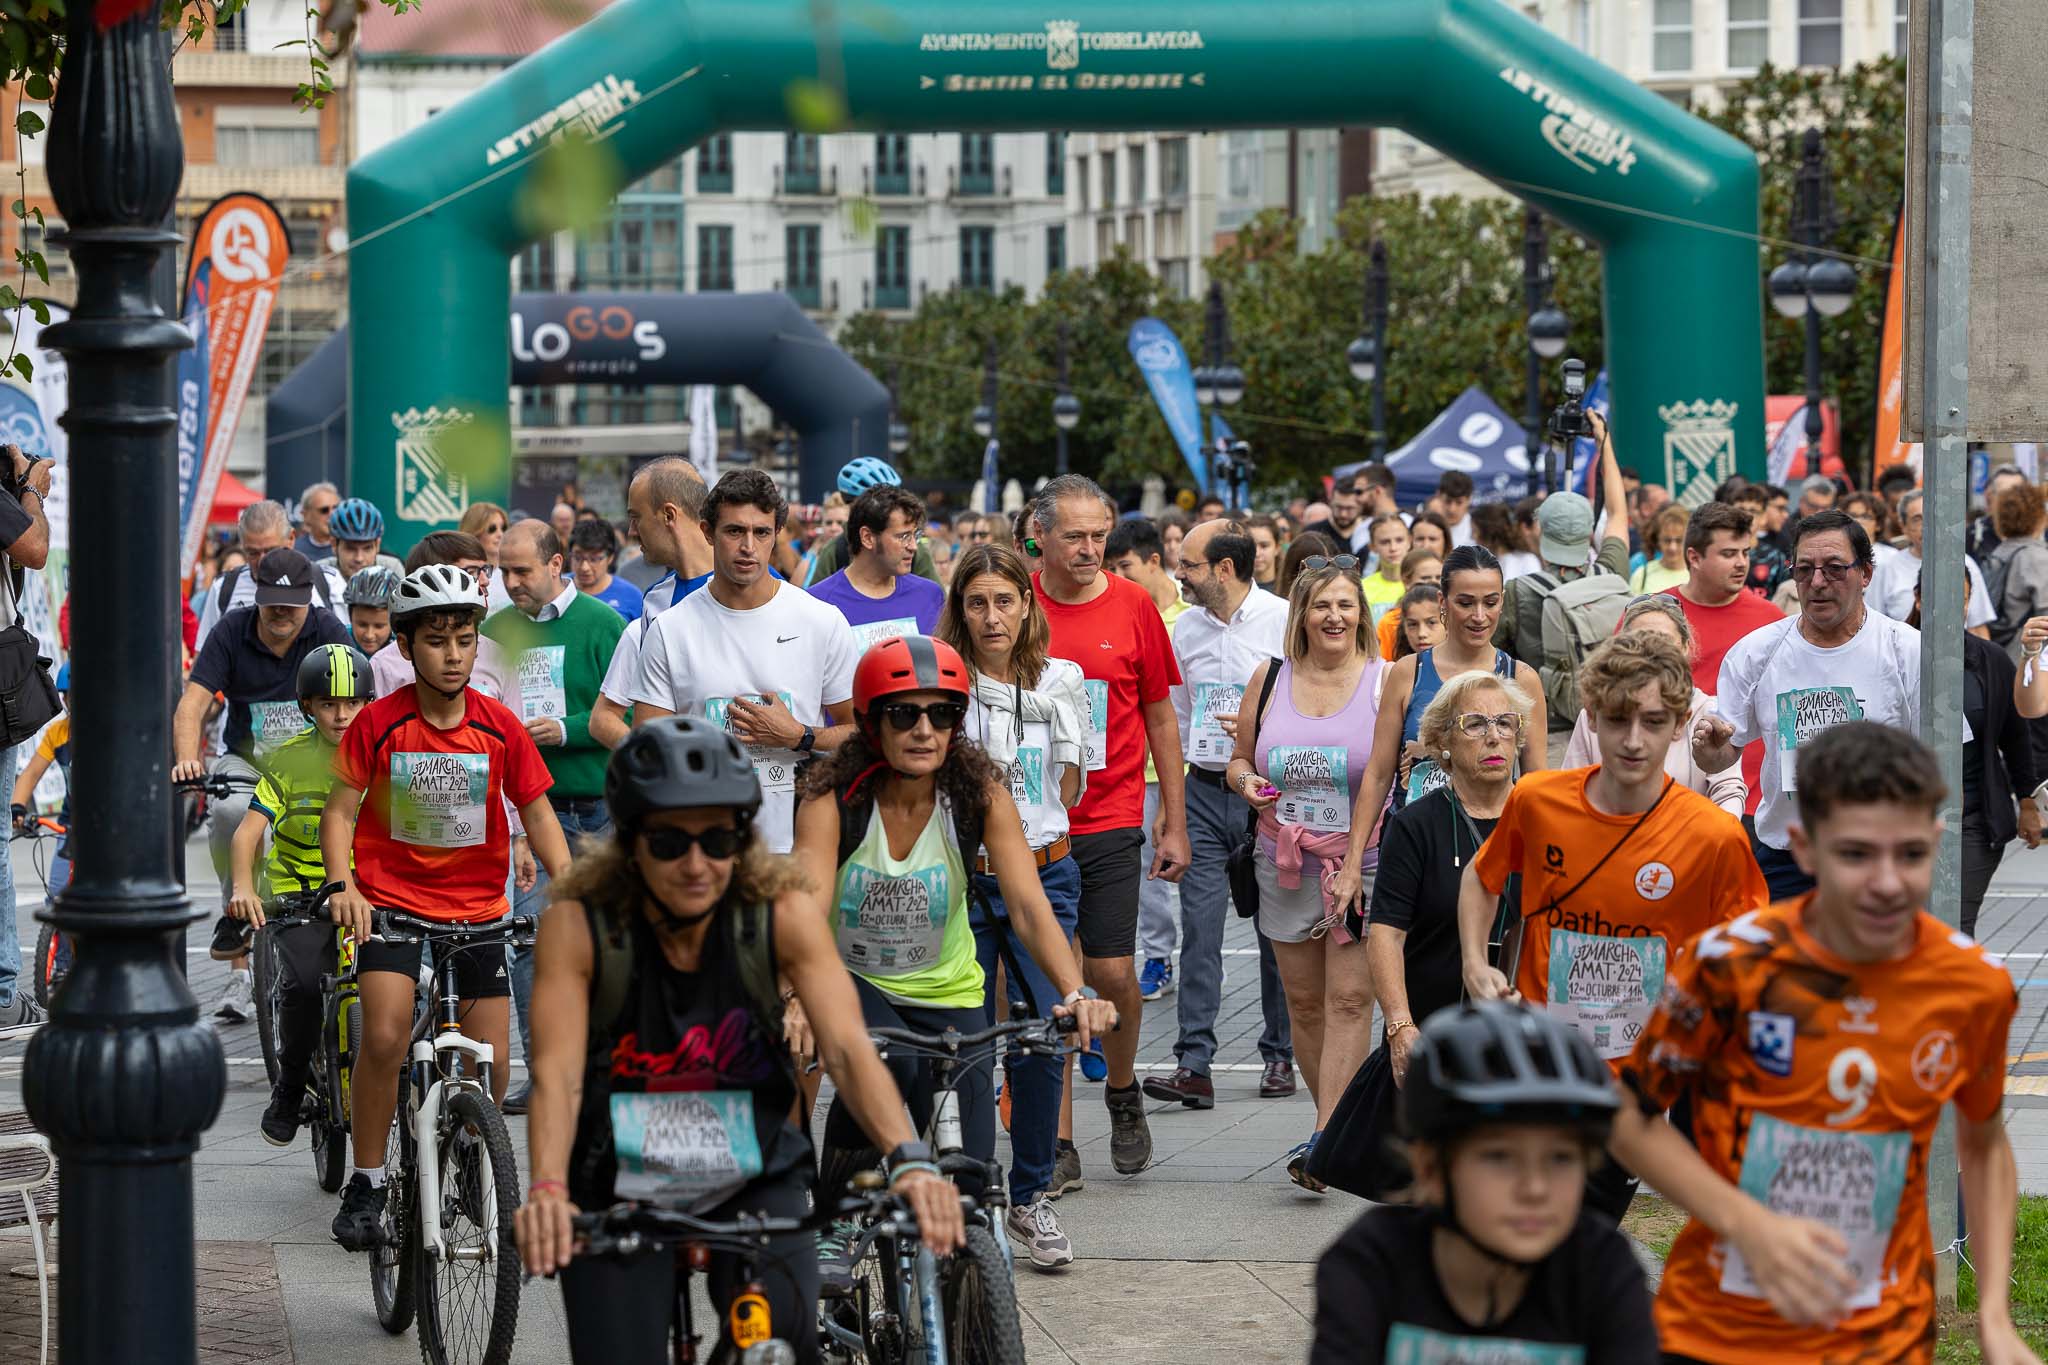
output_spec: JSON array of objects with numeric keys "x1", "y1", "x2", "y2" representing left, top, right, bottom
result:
[
  {"x1": 253, "y1": 883, "x2": 359, "y2": 1193},
  {"x1": 822, "y1": 1015, "x2": 1075, "y2": 1365},
  {"x1": 363, "y1": 909, "x2": 536, "y2": 1365}
]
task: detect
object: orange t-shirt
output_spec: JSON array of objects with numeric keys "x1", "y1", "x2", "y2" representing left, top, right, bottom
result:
[
  {"x1": 1623, "y1": 901, "x2": 2017, "y2": 1364},
  {"x1": 1470, "y1": 767, "x2": 1767, "y2": 1068},
  {"x1": 1376, "y1": 609, "x2": 1402, "y2": 662}
]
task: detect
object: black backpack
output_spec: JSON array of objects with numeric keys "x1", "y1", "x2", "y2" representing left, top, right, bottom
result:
[{"x1": 583, "y1": 897, "x2": 788, "y2": 1073}]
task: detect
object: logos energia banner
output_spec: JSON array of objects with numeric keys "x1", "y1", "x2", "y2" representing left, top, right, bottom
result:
[
  {"x1": 1871, "y1": 211, "x2": 1918, "y2": 480},
  {"x1": 1127, "y1": 318, "x2": 1210, "y2": 495},
  {"x1": 178, "y1": 192, "x2": 289, "y2": 572}
]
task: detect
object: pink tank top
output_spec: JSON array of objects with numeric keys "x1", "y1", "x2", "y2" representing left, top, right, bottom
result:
[{"x1": 1253, "y1": 658, "x2": 1382, "y2": 840}]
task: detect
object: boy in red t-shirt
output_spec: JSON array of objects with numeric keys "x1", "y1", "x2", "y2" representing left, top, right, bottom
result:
[{"x1": 321, "y1": 564, "x2": 571, "y2": 1251}]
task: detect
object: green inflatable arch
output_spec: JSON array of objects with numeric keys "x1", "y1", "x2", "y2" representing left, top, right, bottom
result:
[{"x1": 348, "y1": 0, "x2": 1765, "y2": 550}]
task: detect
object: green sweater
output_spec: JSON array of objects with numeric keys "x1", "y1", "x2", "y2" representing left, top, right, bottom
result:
[{"x1": 482, "y1": 590, "x2": 625, "y2": 798}]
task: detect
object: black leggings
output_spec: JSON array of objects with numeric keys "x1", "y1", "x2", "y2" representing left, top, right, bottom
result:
[
  {"x1": 820, "y1": 974, "x2": 995, "y2": 1197},
  {"x1": 558, "y1": 1171, "x2": 817, "y2": 1365},
  {"x1": 270, "y1": 922, "x2": 337, "y2": 1095}
]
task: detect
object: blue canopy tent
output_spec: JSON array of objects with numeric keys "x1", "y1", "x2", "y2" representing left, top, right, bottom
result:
[{"x1": 1335, "y1": 386, "x2": 1534, "y2": 508}]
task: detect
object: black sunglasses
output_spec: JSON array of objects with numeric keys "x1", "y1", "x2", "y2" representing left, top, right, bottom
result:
[
  {"x1": 1304, "y1": 554, "x2": 1361, "y2": 572},
  {"x1": 642, "y1": 825, "x2": 745, "y2": 861},
  {"x1": 879, "y1": 701, "x2": 967, "y2": 732}
]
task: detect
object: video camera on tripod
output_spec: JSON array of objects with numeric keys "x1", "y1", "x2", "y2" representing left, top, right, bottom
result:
[{"x1": 1211, "y1": 437, "x2": 1257, "y2": 494}]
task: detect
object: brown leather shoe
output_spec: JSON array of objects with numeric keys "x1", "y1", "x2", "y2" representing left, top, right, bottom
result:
[
  {"x1": 1259, "y1": 1060, "x2": 1297, "y2": 1098},
  {"x1": 1140, "y1": 1066, "x2": 1215, "y2": 1109}
]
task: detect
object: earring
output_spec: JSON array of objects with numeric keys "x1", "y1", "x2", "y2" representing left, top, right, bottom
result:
[{"x1": 1442, "y1": 751, "x2": 1451, "y2": 761}]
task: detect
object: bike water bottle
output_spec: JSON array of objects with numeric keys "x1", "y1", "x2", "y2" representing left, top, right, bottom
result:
[{"x1": 934, "y1": 1089, "x2": 962, "y2": 1155}]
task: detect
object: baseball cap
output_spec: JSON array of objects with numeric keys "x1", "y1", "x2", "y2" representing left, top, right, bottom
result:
[
  {"x1": 1536, "y1": 493, "x2": 1595, "y2": 567},
  {"x1": 252, "y1": 548, "x2": 317, "y2": 607}
]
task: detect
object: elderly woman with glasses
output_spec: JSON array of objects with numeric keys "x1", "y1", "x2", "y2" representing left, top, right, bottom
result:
[{"x1": 1562, "y1": 596, "x2": 1745, "y2": 815}]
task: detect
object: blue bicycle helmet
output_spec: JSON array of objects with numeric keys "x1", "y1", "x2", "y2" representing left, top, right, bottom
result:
[
  {"x1": 54, "y1": 663, "x2": 68, "y2": 692},
  {"x1": 328, "y1": 497, "x2": 385, "y2": 543},
  {"x1": 838, "y1": 457, "x2": 902, "y2": 497},
  {"x1": 344, "y1": 564, "x2": 402, "y2": 609}
]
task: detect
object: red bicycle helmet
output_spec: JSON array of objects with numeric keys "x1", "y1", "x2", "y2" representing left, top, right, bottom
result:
[{"x1": 852, "y1": 634, "x2": 971, "y2": 735}]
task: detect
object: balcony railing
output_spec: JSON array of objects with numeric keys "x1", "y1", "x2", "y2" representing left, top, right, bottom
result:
[
  {"x1": 786, "y1": 280, "x2": 821, "y2": 309},
  {"x1": 776, "y1": 164, "x2": 836, "y2": 197},
  {"x1": 874, "y1": 281, "x2": 910, "y2": 310},
  {"x1": 698, "y1": 167, "x2": 733, "y2": 193}
]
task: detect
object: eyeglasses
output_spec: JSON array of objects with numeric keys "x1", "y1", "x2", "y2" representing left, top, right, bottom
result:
[
  {"x1": 964, "y1": 530, "x2": 992, "y2": 542},
  {"x1": 1303, "y1": 555, "x2": 1361, "y2": 572},
  {"x1": 569, "y1": 551, "x2": 611, "y2": 566},
  {"x1": 1791, "y1": 561, "x2": 1856, "y2": 584},
  {"x1": 643, "y1": 825, "x2": 745, "y2": 861},
  {"x1": 309, "y1": 502, "x2": 338, "y2": 516},
  {"x1": 1455, "y1": 712, "x2": 1524, "y2": 738},
  {"x1": 879, "y1": 701, "x2": 967, "y2": 732}
]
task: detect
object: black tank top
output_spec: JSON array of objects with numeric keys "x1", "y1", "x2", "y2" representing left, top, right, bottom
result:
[{"x1": 570, "y1": 903, "x2": 808, "y2": 1211}]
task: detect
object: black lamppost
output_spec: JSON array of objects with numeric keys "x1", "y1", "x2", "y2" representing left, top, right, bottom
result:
[
  {"x1": 1192, "y1": 281, "x2": 1245, "y2": 497},
  {"x1": 1052, "y1": 321, "x2": 1080, "y2": 477},
  {"x1": 971, "y1": 337, "x2": 997, "y2": 442},
  {"x1": 1347, "y1": 239, "x2": 1390, "y2": 459},
  {"x1": 887, "y1": 363, "x2": 910, "y2": 458},
  {"x1": 1768, "y1": 127, "x2": 1856, "y2": 462},
  {"x1": 1523, "y1": 207, "x2": 1570, "y2": 492},
  {"x1": 27, "y1": 5, "x2": 224, "y2": 1363}
]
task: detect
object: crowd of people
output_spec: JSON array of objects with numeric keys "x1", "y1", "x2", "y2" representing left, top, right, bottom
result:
[{"x1": 20, "y1": 438, "x2": 2041, "y2": 1365}]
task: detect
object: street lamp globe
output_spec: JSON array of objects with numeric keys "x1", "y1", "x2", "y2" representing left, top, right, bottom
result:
[
  {"x1": 1052, "y1": 391, "x2": 1081, "y2": 432},
  {"x1": 971, "y1": 405, "x2": 994, "y2": 440},
  {"x1": 1528, "y1": 305, "x2": 1570, "y2": 360},
  {"x1": 1347, "y1": 335, "x2": 1377, "y2": 384},
  {"x1": 1215, "y1": 364, "x2": 1246, "y2": 407},
  {"x1": 888, "y1": 420, "x2": 911, "y2": 456},
  {"x1": 1193, "y1": 364, "x2": 1218, "y2": 407},
  {"x1": 1806, "y1": 257, "x2": 1858, "y2": 318},
  {"x1": 1768, "y1": 260, "x2": 1811, "y2": 319}
]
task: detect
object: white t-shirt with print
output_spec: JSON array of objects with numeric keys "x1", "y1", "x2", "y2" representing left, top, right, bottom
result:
[
  {"x1": 600, "y1": 616, "x2": 647, "y2": 707},
  {"x1": 630, "y1": 581, "x2": 859, "y2": 853},
  {"x1": 1715, "y1": 611, "x2": 1921, "y2": 850}
]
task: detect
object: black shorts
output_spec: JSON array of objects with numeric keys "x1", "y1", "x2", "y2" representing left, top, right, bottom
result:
[
  {"x1": 1069, "y1": 826, "x2": 1144, "y2": 960},
  {"x1": 356, "y1": 915, "x2": 512, "y2": 1000}
]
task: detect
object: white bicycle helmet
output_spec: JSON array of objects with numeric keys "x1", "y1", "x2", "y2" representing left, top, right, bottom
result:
[{"x1": 390, "y1": 563, "x2": 483, "y2": 622}]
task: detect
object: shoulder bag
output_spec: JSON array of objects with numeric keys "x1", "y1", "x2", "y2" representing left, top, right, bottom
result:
[{"x1": 1227, "y1": 658, "x2": 1284, "y2": 919}]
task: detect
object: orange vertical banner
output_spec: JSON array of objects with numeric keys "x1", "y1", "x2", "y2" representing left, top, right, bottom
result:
[{"x1": 1871, "y1": 210, "x2": 1917, "y2": 480}]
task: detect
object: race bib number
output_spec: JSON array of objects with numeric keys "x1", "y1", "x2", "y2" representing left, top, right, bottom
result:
[
  {"x1": 705, "y1": 694, "x2": 800, "y2": 794},
  {"x1": 517, "y1": 645, "x2": 567, "y2": 723},
  {"x1": 1719, "y1": 1113, "x2": 1911, "y2": 1311},
  {"x1": 1385, "y1": 1323, "x2": 1584, "y2": 1365},
  {"x1": 1269, "y1": 744, "x2": 1350, "y2": 833},
  {"x1": 1405, "y1": 758, "x2": 1450, "y2": 806},
  {"x1": 1544, "y1": 927, "x2": 1666, "y2": 1059},
  {"x1": 609, "y1": 1091, "x2": 764, "y2": 1205},
  {"x1": 852, "y1": 617, "x2": 919, "y2": 652},
  {"x1": 1776, "y1": 686, "x2": 1863, "y2": 793},
  {"x1": 250, "y1": 700, "x2": 307, "y2": 756},
  {"x1": 1187, "y1": 683, "x2": 1242, "y2": 764},
  {"x1": 1082, "y1": 680, "x2": 1108, "y2": 772},
  {"x1": 1007, "y1": 746, "x2": 1047, "y2": 811},
  {"x1": 389, "y1": 751, "x2": 489, "y2": 849},
  {"x1": 835, "y1": 863, "x2": 951, "y2": 977}
]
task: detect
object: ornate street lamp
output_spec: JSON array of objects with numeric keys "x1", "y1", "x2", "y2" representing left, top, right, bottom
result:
[
  {"x1": 1523, "y1": 207, "x2": 1571, "y2": 491},
  {"x1": 1769, "y1": 127, "x2": 1857, "y2": 460},
  {"x1": 1347, "y1": 239, "x2": 1390, "y2": 458},
  {"x1": 970, "y1": 337, "x2": 997, "y2": 441},
  {"x1": 1052, "y1": 322, "x2": 1080, "y2": 477}
]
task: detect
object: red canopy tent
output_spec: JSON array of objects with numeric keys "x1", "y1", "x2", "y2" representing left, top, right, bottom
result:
[{"x1": 207, "y1": 470, "x2": 263, "y2": 524}]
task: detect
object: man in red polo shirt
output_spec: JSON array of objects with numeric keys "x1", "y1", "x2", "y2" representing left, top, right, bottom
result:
[
  {"x1": 1033, "y1": 475, "x2": 1188, "y2": 1179},
  {"x1": 1664, "y1": 500, "x2": 1782, "y2": 818}
]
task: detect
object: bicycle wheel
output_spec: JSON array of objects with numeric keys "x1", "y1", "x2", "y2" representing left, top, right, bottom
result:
[
  {"x1": 252, "y1": 925, "x2": 287, "y2": 1087},
  {"x1": 941, "y1": 1224, "x2": 1026, "y2": 1365},
  {"x1": 31, "y1": 922, "x2": 63, "y2": 1007},
  {"x1": 415, "y1": 1086, "x2": 521, "y2": 1365},
  {"x1": 309, "y1": 996, "x2": 353, "y2": 1192},
  {"x1": 851, "y1": 1230, "x2": 909, "y2": 1365},
  {"x1": 373, "y1": 1114, "x2": 418, "y2": 1334}
]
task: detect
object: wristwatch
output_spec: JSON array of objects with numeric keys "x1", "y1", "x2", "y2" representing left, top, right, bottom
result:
[
  {"x1": 1062, "y1": 986, "x2": 1099, "y2": 1007},
  {"x1": 885, "y1": 1139, "x2": 935, "y2": 1171},
  {"x1": 795, "y1": 725, "x2": 817, "y2": 755}
]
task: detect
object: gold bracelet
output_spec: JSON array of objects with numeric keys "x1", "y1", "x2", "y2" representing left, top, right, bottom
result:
[{"x1": 1385, "y1": 1018, "x2": 1417, "y2": 1041}]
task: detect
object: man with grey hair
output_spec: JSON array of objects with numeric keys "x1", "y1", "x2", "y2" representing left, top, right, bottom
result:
[
  {"x1": 1032, "y1": 473, "x2": 1189, "y2": 1179},
  {"x1": 198, "y1": 499, "x2": 346, "y2": 649},
  {"x1": 1864, "y1": 486, "x2": 1995, "y2": 632},
  {"x1": 293, "y1": 481, "x2": 341, "y2": 560}
]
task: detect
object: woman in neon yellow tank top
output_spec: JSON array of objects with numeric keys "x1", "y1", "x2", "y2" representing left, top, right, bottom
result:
[{"x1": 791, "y1": 635, "x2": 1116, "y2": 1199}]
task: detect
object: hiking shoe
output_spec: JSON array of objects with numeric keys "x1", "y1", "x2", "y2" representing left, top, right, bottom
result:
[
  {"x1": 1142, "y1": 1066, "x2": 1215, "y2": 1109},
  {"x1": 0, "y1": 993, "x2": 44, "y2": 1028},
  {"x1": 1105, "y1": 1084, "x2": 1152, "y2": 1174},
  {"x1": 208, "y1": 914, "x2": 251, "y2": 962},
  {"x1": 815, "y1": 1217, "x2": 861, "y2": 1295},
  {"x1": 212, "y1": 968, "x2": 253, "y2": 1022},
  {"x1": 332, "y1": 1173, "x2": 388, "y2": 1250},
  {"x1": 1077, "y1": 1039, "x2": 1107, "y2": 1083},
  {"x1": 1286, "y1": 1133, "x2": 1327, "y2": 1194},
  {"x1": 1259, "y1": 1059, "x2": 1297, "y2": 1098},
  {"x1": 1138, "y1": 957, "x2": 1173, "y2": 1001},
  {"x1": 1005, "y1": 1198, "x2": 1074, "y2": 1271},
  {"x1": 1047, "y1": 1144, "x2": 1084, "y2": 1200},
  {"x1": 259, "y1": 1085, "x2": 302, "y2": 1147}
]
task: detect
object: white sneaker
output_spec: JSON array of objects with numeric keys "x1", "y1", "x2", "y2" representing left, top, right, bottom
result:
[
  {"x1": 213, "y1": 968, "x2": 253, "y2": 1022},
  {"x1": 1005, "y1": 1197, "x2": 1073, "y2": 1271}
]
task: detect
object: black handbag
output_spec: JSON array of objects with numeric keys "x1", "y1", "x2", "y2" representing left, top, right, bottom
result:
[
  {"x1": 0, "y1": 550, "x2": 56, "y2": 748},
  {"x1": 1227, "y1": 658, "x2": 1284, "y2": 919},
  {"x1": 1304, "y1": 1041, "x2": 1409, "y2": 1200}
]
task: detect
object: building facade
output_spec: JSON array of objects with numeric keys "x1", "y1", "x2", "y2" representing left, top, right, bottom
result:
[{"x1": 1060, "y1": 132, "x2": 1220, "y2": 298}]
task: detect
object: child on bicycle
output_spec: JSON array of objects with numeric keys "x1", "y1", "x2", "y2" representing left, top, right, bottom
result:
[
  {"x1": 343, "y1": 564, "x2": 400, "y2": 660},
  {"x1": 10, "y1": 661, "x2": 71, "y2": 896},
  {"x1": 223, "y1": 642, "x2": 373, "y2": 1148},
  {"x1": 1310, "y1": 1000, "x2": 1657, "y2": 1364},
  {"x1": 320, "y1": 564, "x2": 572, "y2": 1251}
]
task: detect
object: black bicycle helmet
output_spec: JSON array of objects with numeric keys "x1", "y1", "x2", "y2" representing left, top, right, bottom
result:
[
  {"x1": 607, "y1": 716, "x2": 763, "y2": 835},
  {"x1": 1399, "y1": 1000, "x2": 1620, "y2": 1145},
  {"x1": 296, "y1": 642, "x2": 374, "y2": 702}
]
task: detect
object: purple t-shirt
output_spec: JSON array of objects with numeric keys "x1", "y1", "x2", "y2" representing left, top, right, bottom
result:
[{"x1": 808, "y1": 569, "x2": 945, "y2": 651}]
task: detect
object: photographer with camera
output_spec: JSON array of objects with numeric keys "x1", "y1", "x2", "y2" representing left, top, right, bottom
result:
[
  {"x1": 0, "y1": 441, "x2": 55, "y2": 1025},
  {"x1": 1496, "y1": 363, "x2": 1631, "y2": 767}
]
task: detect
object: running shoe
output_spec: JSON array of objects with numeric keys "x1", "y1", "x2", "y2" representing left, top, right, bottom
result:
[
  {"x1": 332, "y1": 1173, "x2": 388, "y2": 1250},
  {"x1": 1047, "y1": 1143, "x2": 1084, "y2": 1199},
  {"x1": 212, "y1": 968, "x2": 253, "y2": 1022},
  {"x1": 1285, "y1": 1132, "x2": 1326, "y2": 1194},
  {"x1": 1105, "y1": 1084, "x2": 1152, "y2": 1174},
  {"x1": 1005, "y1": 1197, "x2": 1074, "y2": 1271},
  {"x1": 815, "y1": 1217, "x2": 862, "y2": 1294},
  {"x1": 1138, "y1": 957, "x2": 1173, "y2": 1001},
  {"x1": 0, "y1": 994, "x2": 44, "y2": 1028},
  {"x1": 259, "y1": 1084, "x2": 302, "y2": 1147},
  {"x1": 1078, "y1": 1038, "x2": 1107, "y2": 1083},
  {"x1": 208, "y1": 914, "x2": 251, "y2": 962}
]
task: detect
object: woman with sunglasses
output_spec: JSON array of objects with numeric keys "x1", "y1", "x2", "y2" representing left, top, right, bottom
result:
[
  {"x1": 516, "y1": 717, "x2": 966, "y2": 1363},
  {"x1": 791, "y1": 636, "x2": 1116, "y2": 1219},
  {"x1": 1222, "y1": 560, "x2": 1387, "y2": 1189},
  {"x1": 936, "y1": 544, "x2": 1092, "y2": 1266},
  {"x1": 459, "y1": 500, "x2": 513, "y2": 612}
]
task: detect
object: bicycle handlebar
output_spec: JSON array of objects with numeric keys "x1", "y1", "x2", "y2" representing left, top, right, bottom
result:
[
  {"x1": 258, "y1": 881, "x2": 347, "y2": 929},
  {"x1": 868, "y1": 1011, "x2": 1079, "y2": 1059},
  {"x1": 567, "y1": 1184, "x2": 919, "y2": 1260},
  {"x1": 372, "y1": 908, "x2": 538, "y2": 947},
  {"x1": 174, "y1": 775, "x2": 238, "y2": 800}
]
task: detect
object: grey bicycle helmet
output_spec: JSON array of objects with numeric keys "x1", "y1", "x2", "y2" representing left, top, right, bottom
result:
[
  {"x1": 390, "y1": 563, "x2": 482, "y2": 622},
  {"x1": 1400, "y1": 1000, "x2": 1620, "y2": 1145},
  {"x1": 607, "y1": 716, "x2": 763, "y2": 835},
  {"x1": 344, "y1": 564, "x2": 401, "y2": 609}
]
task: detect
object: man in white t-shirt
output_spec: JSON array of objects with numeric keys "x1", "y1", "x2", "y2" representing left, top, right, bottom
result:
[
  {"x1": 630, "y1": 469, "x2": 859, "y2": 853},
  {"x1": 1865, "y1": 488, "x2": 1996, "y2": 635},
  {"x1": 1695, "y1": 508, "x2": 1921, "y2": 900}
]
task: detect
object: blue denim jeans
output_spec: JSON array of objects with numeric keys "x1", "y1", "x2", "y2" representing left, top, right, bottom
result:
[
  {"x1": 0, "y1": 742, "x2": 18, "y2": 1007},
  {"x1": 511, "y1": 794, "x2": 613, "y2": 1065},
  {"x1": 1745, "y1": 815, "x2": 1816, "y2": 902},
  {"x1": 1172, "y1": 773, "x2": 1244, "y2": 1075},
  {"x1": 970, "y1": 854, "x2": 1081, "y2": 1206}
]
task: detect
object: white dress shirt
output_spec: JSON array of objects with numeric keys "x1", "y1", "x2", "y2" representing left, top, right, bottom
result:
[{"x1": 1169, "y1": 585, "x2": 1291, "y2": 770}]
